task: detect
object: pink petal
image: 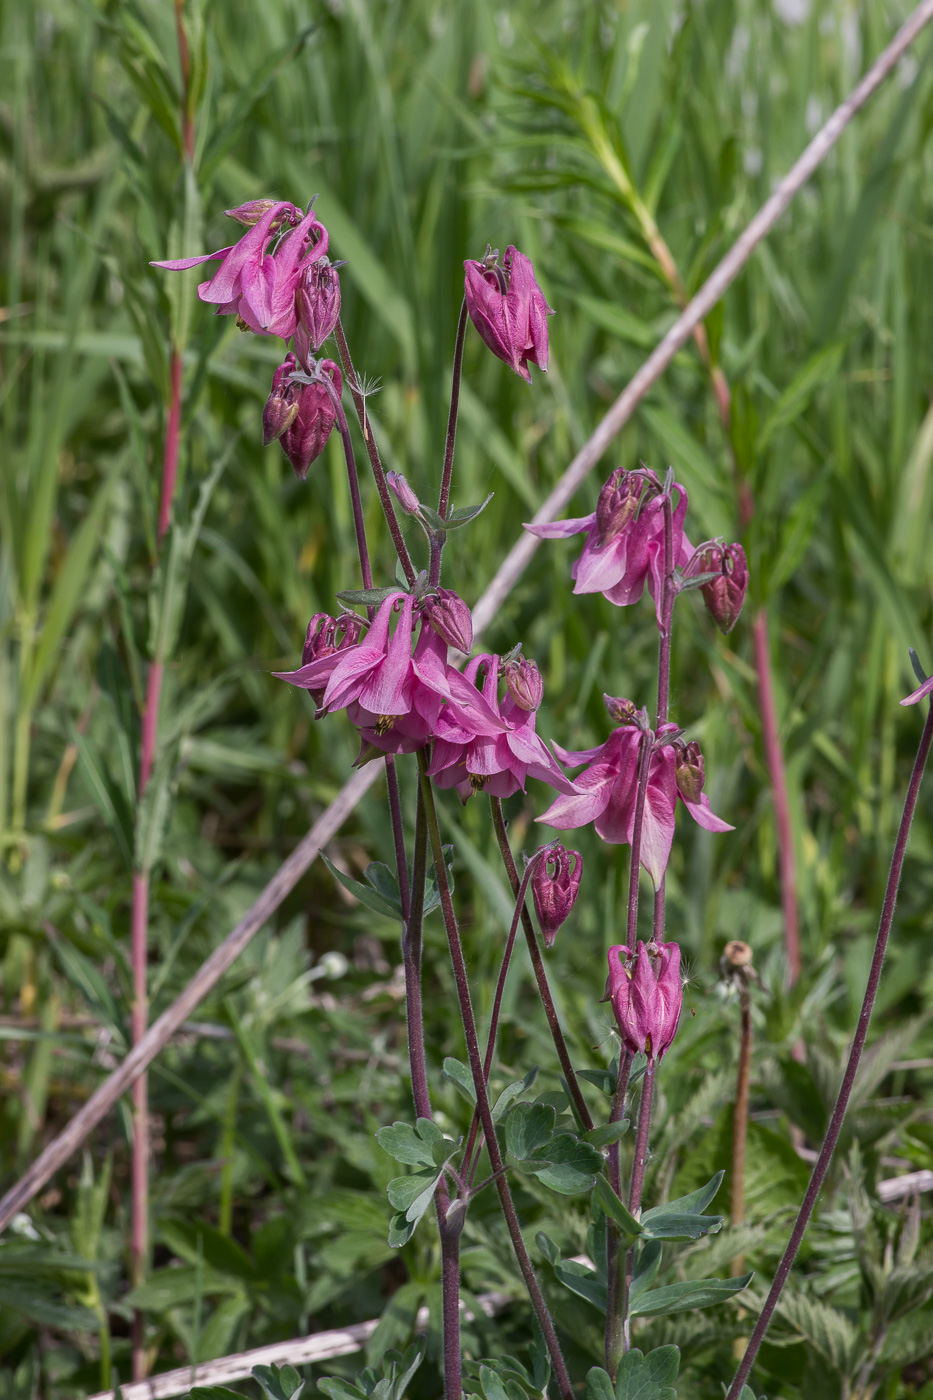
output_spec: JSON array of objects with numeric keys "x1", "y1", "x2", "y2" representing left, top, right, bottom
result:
[
  {"x1": 682, "y1": 794, "x2": 734, "y2": 833},
  {"x1": 901, "y1": 674, "x2": 933, "y2": 706},
  {"x1": 358, "y1": 594, "x2": 415, "y2": 715},
  {"x1": 523, "y1": 514, "x2": 594, "y2": 539},
  {"x1": 572, "y1": 537, "x2": 630, "y2": 595},
  {"x1": 151, "y1": 247, "x2": 233, "y2": 270}
]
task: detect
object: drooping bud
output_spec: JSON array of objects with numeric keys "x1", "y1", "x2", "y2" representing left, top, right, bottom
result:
[
  {"x1": 463, "y1": 244, "x2": 554, "y2": 383},
  {"x1": 263, "y1": 356, "x2": 301, "y2": 445},
  {"x1": 296, "y1": 258, "x2": 342, "y2": 350},
  {"x1": 280, "y1": 360, "x2": 342, "y2": 480},
  {"x1": 225, "y1": 198, "x2": 293, "y2": 228},
  {"x1": 423, "y1": 589, "x2": 473, "y2": 653},
  {"x1": 531, "y1": 845, "x2": 582, "y2": 947},
  {"x1": 605, "y1": 940, "x2": 683, "y2": 1060},
  {"x1": 674, "y1": 740, "x2": 705, "y2": 804},
  {"x1": 387, "y1": 472, "x2": 422, "y2": 517},
  {"x1": 604, "y1": 695, "x2": 638, "y2": 726},
  {"x1": 595, "y1": 469, "x2": 641, "y2": 548},
  {"x1": 504, "y1": 657, "x2": 543, "y2": 711},
  {"x1": 699, "y1": 543, "x2": 748, "y2": 634}
]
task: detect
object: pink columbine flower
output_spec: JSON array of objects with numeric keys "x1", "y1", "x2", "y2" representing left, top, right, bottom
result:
[
  {"x1": 151, "y1": 199, "x2": 330, "y2": 342},
  {"x1": 524, "y1": 469, "x2": 692, "y2": 625},
  {"x1": 274, "y1": 592, "x2": 505, "y2": 758},
  {"x1": 387, "y1": 472, "x2": 423, "y2": 518},
  {"x1": 605, "y1": 941, "x2": 683, "y2": 1060},
  {"x1": 427, "y1": 653, "x2": 576, "y2": 802},
  {"x1": 697, "y1": 542, "x2": 748, "y2": 634},
  {"x1": 265, "y1": 356, "x2": 341, "y2": 479},
  {"x1": 538, "y1": 699, "x2": 732, "y2": 887},
  {"x1": 295, "y1": 258, "x2": 342, "y2": 355},
  {"x1": 296, "y1": 612, "x2": 366, "y2": 705},
  {"x1": 531, "y1": 844, "x2": 583, "y2": 947},
  {"x1": 463, "y1": 245, "x2": 554, "y2": 383},
  {"x1": 422, "y1": 589, "x2": 473, "y2": 654}
]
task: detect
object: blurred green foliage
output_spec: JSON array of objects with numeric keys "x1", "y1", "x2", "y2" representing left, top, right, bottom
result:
[{"x1": 1, "y1": 0, "x2": 933, "y2": 1395}]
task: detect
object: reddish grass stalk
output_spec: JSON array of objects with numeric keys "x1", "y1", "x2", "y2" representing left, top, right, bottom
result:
[
  {"x1": 753, "y1": 610, "x2": 801, "y2": 984},
  {"x1": 726, "y1": 698, "x2": 933, "y2": 1399}
]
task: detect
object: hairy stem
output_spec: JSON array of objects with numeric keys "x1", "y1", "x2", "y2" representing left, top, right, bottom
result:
[
  {"x1": 726, "y1": 698, "x2": 933, "y2": 1399},
  {"x1": 333, "y1": 320, "x2": 416, "y2": 586},
  {"x1": 730, "y1": 976, "x2": 753, "y2": 1278},
  {"x1": 462, "y1": 849, "x2": 546, "y2": 1185},
  {"x1": 418, "y1": 758, "x2": 574, "y2": 1400},
  {"x1": 429, "y1": 300, "x2": 469, "y2": 587},
  {"x1": 323, "y1": 383, "x2": 373, "y2": 591},
  {"x1": 626, "y1": 732, "x2": 652, "y2": 948},
  {"x1": 604, "y1": 1049, "x2": 633, "y2": 1376},
  {"x1": 489, "y1": 798, "x2": 594, "y2": 1132}
]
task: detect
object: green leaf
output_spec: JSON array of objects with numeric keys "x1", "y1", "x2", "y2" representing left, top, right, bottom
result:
[
  {"x1": 643, "y1": 1171, "x2": 724, "y2": 1222},
  {"x1": 386, "y1": 1171, "x2": 439, "y2": 1215},
  {"x1": 756, "y1": 341, "x2": 846, "y2": 453},
  {"x1": 584, "y1": 1121, "x2": 630, "y2": 1148},
  {"x1": 628, "y1": 1272, "x2": 752, "y2": 1318},
  {"x1": 376, "y1": 1122, "x2": 437, "y2": 1168},
  {"x1": 577, "y1": 1069, "x2": 618, "y2": 1096},
  {"x1": 552, "y1": 1257, "x2": 607, "y2": 1313},
  {"x1": 592, "y1": 1175, "x2": 644, "y2": 1244},
  {"x1": 335, "y1": 587, "x2": 402, "y2": 606},
  {"x1": 640, "y1": 1211, "x2": 723, "y2": 1242},
  {"x1": 531, "y1": 1135, "x2": 601, "y2": 1195},
  {"x1": 445, "y1": 494, "x2": 495, "y2": 528},
  {"x1": 491, "y1": 1066, "x2": 539, "y2": 1122},
  {"x1": 252, "y1": 1363, "x2": 306, "y2": 1400},
  {"x1": 628, "y1": 1241, "x2": 663, "y2": 1304},
  {"x1": 613, "y1": 1346, "x2": 680, "y2": 1400},
  {"x1": 321, "y1": 854, "x2": 403, "y2": 920},
  {"x1": 505, "y1": 1102, "x2": 555, "y2": 1160},
  {"x1": 443, "y1": 1057, "x2": 476, "y2": 1104},
  {"x1": 387, "y1": 1212, "x2": 417, "y2": 1249}
]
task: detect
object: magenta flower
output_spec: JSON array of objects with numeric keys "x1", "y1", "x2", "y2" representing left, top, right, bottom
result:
[
  {"x1": 531, "y1": 844, "x2": 583, "y2": 948},
  {"x1": 463, "y1": 245, "x2": 554, "y2": 383},
  {"x1": 274, "y1": 592, "x2": 505, "y2": 757},
  {"x1": 265, "y1": 356, "x2": 341, "y2": 479},
  {"x1": 295, "y1": 258, "x2": 342, "y2": 354},
  {"x1": 422, "y1": 589, "x2": 473, "y2": 654},
  {"x1": 525, "y1": 469, "x2": 692, "y2": 624},
  {"x1": 539, "y1": 702, "x2": 732, "y2": 887},
  {"x1": 427, "y1": 653, "x2": 576, "y2": 802},
  {"x1": 294, "y1": 612, "x2": 366, "y2": 705},
  {"x1": 605, "y1": 941, "x2": 683, "y2": 1060},
  {"x1": 151, "y1": 199, "x2": 330, "y2": 342},
  {"x1": 696, "y1": 542, "x2": 748, "y2": 634}
]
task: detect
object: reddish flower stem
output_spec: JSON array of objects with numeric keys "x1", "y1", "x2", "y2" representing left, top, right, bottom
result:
[
  {"x1": 604, "y1": 1049, "x2": 633, "y2": 1375},
  {"x1": 332, "y1": 321, "x2": 416, "y2": 586},
  {"x1": 726, "y1": 697, "x2": 933, "y2": 1398},
  {"x1": 626, "y1": 731, "x2": 652, "y2": 948},
  {"x1": 157, "y1": 353, "x2": 184, "y2": 543},
  {"x1": 489, "y1": 798, "x2": 593, "y2": 1132},
  {"x1": 753, "y1": 609, "x2": 801, "y2": 984},
  {"x1": 652, "y1": 494, "x2": 676, "y2": 945},
  {"x1": 419, "y1": 759, "x2": 574, "y2": 1400},
  {"x1": 462, "y1": 849, "x2": 546, "y2": 1185},
  {"x1": 323, "y1": 385, "x2": 373, "y2": 592},
  {"x1": 430, "y1": 299, "x2": 469, "y2": 587}
]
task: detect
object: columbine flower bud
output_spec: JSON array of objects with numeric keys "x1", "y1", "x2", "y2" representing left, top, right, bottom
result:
[
  {"x1": 387, "y1": 472, "x2": 422, "y2": 517},
  {"x1": 280, "y1": 360, "x2": 342, "y2": 480},
  {"x1": 605, "y1": 940, "x2": 683, "y2": 1061},
  {"x1": 531, "y1": 845, "x2": 582, "y2": 947},
  {"x1": 595, "y1": 469, "x2": 641, "y2": 548},
  {"x1": 674, "y1": 740, "x2": 705, "y2": 804},
  {"x1": 296, "y1": 258, "x2": 342, "y2": 350},
  {"x1": 263, "y1": 357, "x2": 301, "y2": 445},
  {"x1": 301, "y1": 611, "x2": 364, "y2": 666},
  {"x1": 225, "y1": 198, "x2": 290, "y2": 227},
  {"x1": 463, "y1": 244, "x2": 554, "y2": 383},
  {"x1": 423, "y1": 589, "x2": 473, "y2": 653},
  {"x1": 699, "y1": 543, "x2": 748, "y2": 634},
  {"x1": 504, "y1": 657, "x2": 543, "y2": 711},
  {"x1": 604, "y1": 695, "x2": 638, "y2": 726}
]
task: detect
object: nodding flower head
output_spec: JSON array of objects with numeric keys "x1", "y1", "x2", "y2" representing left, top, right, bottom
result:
[
  {"x1": 151, "y1": 198, "x2": 329, "y2": 343},
  {"x1": 463, "y1": 244, "x2": 554, "y2": 383},
  {"x1": 503, "y1": 656, "x2": 543, "y2": 712},
  {"x1": 531, "y1": 844, "x2": 583, "y2": 947},
  {"x1": 301, "y1": 612, "x2": 365, "y2": 667},
  {"x1": 276, "y1": 358, "x2": 342, "y2": 480},
  {"x1": 605, "y1": 940, "x2": 683, "y2": 1060},
  {"x1": 697, "y1": 542, "x2": 748, "y2": 634},
  {"x1": 296, "y1": 257, "x2": 342, "y2": 353},
  {"x1": 422, "y1": 589, "x2": 473, "y2": 654}
]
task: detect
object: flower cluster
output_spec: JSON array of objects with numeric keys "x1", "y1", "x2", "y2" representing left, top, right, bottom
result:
[
  {"x1": 463, "y1": 245, "x2": 553, "y2": 383},
  {"x1": 274, "y1": 593, "x2": 574, "y2": 800},
  {"x1": 538, "y1": 696, "x2": 732, "y2": 888},
  {"x1": 153, "y1": 198, "x2": 344, "y2": 476}
]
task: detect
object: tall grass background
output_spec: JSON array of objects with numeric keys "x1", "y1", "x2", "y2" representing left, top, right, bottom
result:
[{"x1": 2, "y1": 0, "x2": 933, "y2": 1396}]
